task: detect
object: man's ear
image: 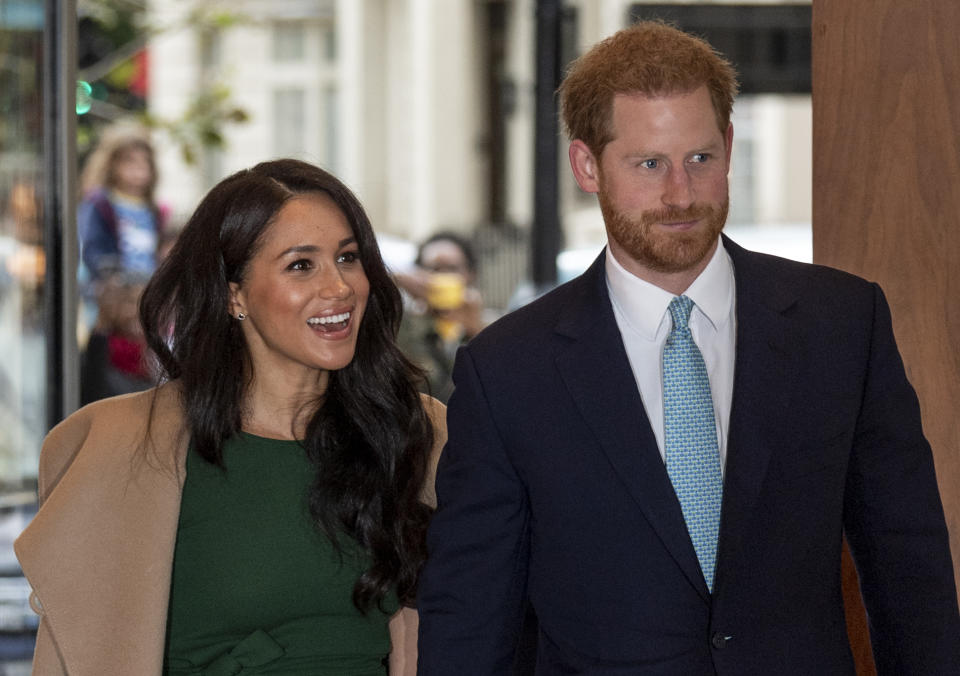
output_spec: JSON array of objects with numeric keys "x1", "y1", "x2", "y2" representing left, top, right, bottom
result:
[
  {"x1": 569, "y1": 140, "x2": 601, "y2": 194},
  {"x1": 228, "y1": 281, "x2": 245, "y2": 319},
  {"x1": 724, "y1": 123, "x2": 734, "y2": 167}
]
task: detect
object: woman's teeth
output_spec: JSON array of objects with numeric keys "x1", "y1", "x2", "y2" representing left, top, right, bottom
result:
[{"x1": 307, "y1": 312, "x2": 350, "y2": 327}]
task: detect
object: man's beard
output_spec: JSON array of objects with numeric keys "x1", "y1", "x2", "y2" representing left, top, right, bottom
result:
[{"x1": 599, "y1": 191, "x2": 729, "y2": 274}]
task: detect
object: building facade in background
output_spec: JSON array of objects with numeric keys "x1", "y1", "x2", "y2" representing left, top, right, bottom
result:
[{"x1": 148, "y1": 0, "x2": 812, "y2": 309}]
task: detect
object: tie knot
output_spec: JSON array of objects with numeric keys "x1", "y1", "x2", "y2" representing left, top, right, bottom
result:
[{"x1": 668, "y1": 295, "x2": 695, "y2": 332}]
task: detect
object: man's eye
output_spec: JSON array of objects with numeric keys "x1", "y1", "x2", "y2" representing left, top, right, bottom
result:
[
  {"x1": 690, "y1": 153, "x2": 710, "y2": 163},
  {"x1": 337, "y1": 251, "x2": 360, "y2": 264},
  {"x1": 638, "y1": 159, "x2": 659, "y2": 169}
]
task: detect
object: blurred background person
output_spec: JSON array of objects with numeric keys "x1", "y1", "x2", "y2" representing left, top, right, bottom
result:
[
  {"x1": 79, "y1": 268, "x2": 152, "y2": 405},
  {"x1": 77, "y1": 121, "x2": 167, "y2": 336},
  {"x1": 395, "y1": 232, "x2": 492, "y2": 403}
]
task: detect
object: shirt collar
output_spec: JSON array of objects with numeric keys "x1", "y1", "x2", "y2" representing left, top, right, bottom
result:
[
  {"x1": 684, "y1": 239, "x2": 735, "y2": 332},
  {"x1": 605, "y1": 238, "x2": 735, "y2": 339}
]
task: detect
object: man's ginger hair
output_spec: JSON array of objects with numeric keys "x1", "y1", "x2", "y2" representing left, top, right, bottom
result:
[{"x1": 559, "y1": 21, "x2": 739, "y2": 156}]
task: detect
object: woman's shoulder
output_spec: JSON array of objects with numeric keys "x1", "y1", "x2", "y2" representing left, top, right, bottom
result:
[
  {"x1": 418, "y1": 393, "x2": 447, "y2": 452},
  {"x1": 418, "y1": 393, "x2": 446, "y2": 431},
  {"x1": 417, "y1": 393, "x2": 446, "y2": 509},
  {"x1": 77, "y1": 188, "x2": 114, "y2": 220},
  {"x1": 38, "y1": 383, "x2": 184, "y2": 501},
  {"x1": 54, "y1": 382, "x2": 180, "y2": 436}
]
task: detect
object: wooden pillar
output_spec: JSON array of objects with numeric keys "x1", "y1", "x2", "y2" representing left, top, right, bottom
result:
[{"x1": 812, "y1": 1, "x2": 960, "y2": 673}]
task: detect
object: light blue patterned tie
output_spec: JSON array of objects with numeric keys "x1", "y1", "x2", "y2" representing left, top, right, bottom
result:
[{"x1": 663, "y1": 295, "x2": 723, "y2": 592}]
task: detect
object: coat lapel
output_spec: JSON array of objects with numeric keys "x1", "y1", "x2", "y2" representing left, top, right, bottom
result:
[
  {"x1": 554, "y1": 254, "x2": 710, "y2": 600},
  {"x1": 15, "y1": 384, "x2": 188, "y2": 675},
  {"x1": 714, "y1": 236, "x2": 801, "y2": 592}
]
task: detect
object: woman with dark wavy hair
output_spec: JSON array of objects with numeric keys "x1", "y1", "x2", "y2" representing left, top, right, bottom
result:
[{"x1": 16, "y1": 159, "x2": 445, "y2": 675}]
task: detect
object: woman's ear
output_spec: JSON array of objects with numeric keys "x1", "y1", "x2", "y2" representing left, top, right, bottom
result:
[{"x1": 228, "y1": 281, "x2": 246, "y2": 319}]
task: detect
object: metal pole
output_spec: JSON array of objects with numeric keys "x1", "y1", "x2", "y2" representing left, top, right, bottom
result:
[
  {"x1": 531, "y1": 0, "x2": 562, "y2": 289},
  {"x1": 43, "y1": 0, "x2": 79, "y2": 429}
]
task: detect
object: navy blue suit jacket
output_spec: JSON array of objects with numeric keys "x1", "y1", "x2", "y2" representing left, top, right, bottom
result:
[{"x1": 418, "y1": 237, "x2": 960, "y2": 675}]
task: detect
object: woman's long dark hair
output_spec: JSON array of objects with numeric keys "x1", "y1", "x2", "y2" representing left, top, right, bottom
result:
[{"x1": 139, "y1": 159, "x2": 433, "y2": 609}]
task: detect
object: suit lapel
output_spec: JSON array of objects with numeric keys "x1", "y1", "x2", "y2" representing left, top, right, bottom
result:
[
  {"x1": 554, "y1": 254, "x2": 710, "y2": 600},
  {"x1": 714, "y1": 237, "x2": 801, "y2": 591}
]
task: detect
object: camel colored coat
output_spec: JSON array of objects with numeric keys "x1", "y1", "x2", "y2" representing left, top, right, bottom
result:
[{"x1": 14, "y1": 383, "x2": 446, "y2": 675}]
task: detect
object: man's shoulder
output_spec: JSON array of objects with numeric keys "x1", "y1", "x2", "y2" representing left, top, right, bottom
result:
[
  {"x1": 471, "y1": 271, "x2": 596, "y2": 350},
  {"x1": 725, "y1": 237, "x2": 876, "y2": 299}
]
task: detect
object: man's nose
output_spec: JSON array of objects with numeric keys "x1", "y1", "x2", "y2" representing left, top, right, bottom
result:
[{"x1": 662, "y1": 166, "x2": 694, "y2": 210}]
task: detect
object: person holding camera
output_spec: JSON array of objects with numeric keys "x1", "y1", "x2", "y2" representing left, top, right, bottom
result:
[{"x1": 395, "y1": 232, "x2": 488, "y2": 403}]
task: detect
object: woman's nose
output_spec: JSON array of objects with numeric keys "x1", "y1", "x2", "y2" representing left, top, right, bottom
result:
[{"x1": 317, "y1": 267, "x2": 351, "y2": 299}]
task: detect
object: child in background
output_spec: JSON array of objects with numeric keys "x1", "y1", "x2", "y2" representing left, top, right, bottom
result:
[
  {"x1": 77, "y1": 122, "x2": 166, "y2": 336},
  {"x1": 78, "y1": 121, "x2": 165, "y2": 280}
]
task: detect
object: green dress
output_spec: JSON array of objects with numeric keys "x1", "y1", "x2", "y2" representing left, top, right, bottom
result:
[{"x1": 163, "y1": 433, "x2": 398, "y2": 675}]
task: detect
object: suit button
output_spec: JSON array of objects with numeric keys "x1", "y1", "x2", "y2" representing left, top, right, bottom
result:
[{"x1": 711, "y1": 632, "x2": 729, "y2": 649}]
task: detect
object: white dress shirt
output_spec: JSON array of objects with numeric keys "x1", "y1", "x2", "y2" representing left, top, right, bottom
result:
[{"x1": 605, "y1": 240, "x2": 737, "y2": 473}]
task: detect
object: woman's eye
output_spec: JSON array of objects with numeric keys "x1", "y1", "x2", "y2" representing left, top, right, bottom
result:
[
  {"x1": 337, "y1": 250, "x2": 360, "y2": 264},
  {"x1": 288, "y1": 259, "x2": 313, "y2": 271}
]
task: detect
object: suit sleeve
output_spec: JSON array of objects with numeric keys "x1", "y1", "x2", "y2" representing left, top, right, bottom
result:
[
  {"x1": 417, "y1": 346, "x2": 530, "y2": 675},
  {"x1": 842, "y1": 283, "x2": 960, "y2": 674}
]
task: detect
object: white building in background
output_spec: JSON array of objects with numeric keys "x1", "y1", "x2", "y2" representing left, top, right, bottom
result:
[
  {"x1": 148, "y1": 0, "x2": 812, "y2": 304},
  {"x1": 149, "y1": 0, "x2": 491, "y2": 246}
]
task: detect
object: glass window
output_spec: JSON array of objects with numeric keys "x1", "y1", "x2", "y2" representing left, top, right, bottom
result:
[
  {"x1": 322, "y1": 21, "x2": 336, "y2": 63},
  {"x1": 272, "y1": 87, "x2": 306, "y2": 157},
  {"x1": 0, "y1": 0, "x2": 46, "y2": 498},
  {"x1": 273, "y1": 22, "x2": 305, "y2": 62},
  {"x1": 0, "y1": 0, "x2": 48, "y2": 668},
  {"x1": 322, "y1": 84, "x2": 338, "y2": 171},
  {"x1": 200, "y1": 29, "x2": 222, "y2": 68}
]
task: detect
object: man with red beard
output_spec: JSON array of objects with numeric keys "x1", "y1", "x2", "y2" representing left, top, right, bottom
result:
[{"x1": 418, "y1": 21, "x2": 960, "y2": 675}]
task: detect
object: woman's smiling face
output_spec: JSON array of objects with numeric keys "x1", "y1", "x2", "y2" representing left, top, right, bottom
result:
[{"x1": 229, "y1": 192, "x2": 369, "y2": 385}]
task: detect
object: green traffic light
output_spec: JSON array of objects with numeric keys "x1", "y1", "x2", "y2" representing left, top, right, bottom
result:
[{"x1": 76, "y1": 80, "x2": 92, "y2": 115}]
